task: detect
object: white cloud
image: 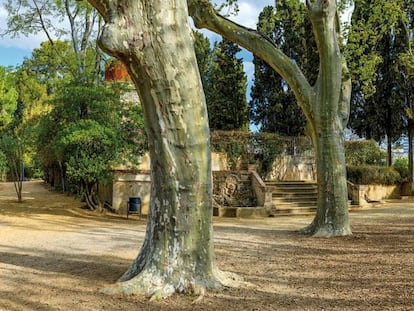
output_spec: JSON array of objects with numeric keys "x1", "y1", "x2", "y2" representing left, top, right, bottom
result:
[
  {"x1": 243, "y1": 60, "x2": 255, "y2": 83},
  {"x1": 0, "y1": 1, "x2": 48, "y2": 50},
  {"x1": 1, "y1": 33, "x2": 48, "y2": 50},
  {"x1": 230, "y1": 1, "x2": 273, "y2": 29},
  {"x1": 194, "y1": 1, "x2": 274, "y2": 46},
  {"x1": 211, "y1": 0, "x2": 274, "y2": 30}
]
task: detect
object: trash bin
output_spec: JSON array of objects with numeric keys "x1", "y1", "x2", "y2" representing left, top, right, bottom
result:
[{"x1": 127, "y1": 197, "x2": 141, "y2": 219}]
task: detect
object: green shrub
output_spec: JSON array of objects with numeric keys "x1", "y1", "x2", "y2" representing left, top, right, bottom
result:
[
  {"x1": 393, "y1": 158, "x2": 410, "y2": 182},
  {"x1": 345, "y1": 140, "x2": 386, "y2": 166},
  {"x1": 347, "y1": 165, "x2": 402, "y2": 185},
  {"x1": 210, "y1": 131, "x2": 312, "y2": 176}
]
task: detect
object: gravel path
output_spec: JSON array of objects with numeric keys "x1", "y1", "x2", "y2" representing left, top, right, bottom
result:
[{"x1": 0, "y1": 181, "x2": 413, "y2": 310}]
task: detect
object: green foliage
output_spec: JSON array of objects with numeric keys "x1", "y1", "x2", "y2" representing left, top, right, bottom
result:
[
  {"x1": 193, "y1": 31, "x2": 211, "y2": 89},
  {"x1": 0, "y1": 67, "x2": 18, "y2": 130},
  {"x1": 54, "y1": 119, "x2": 117, "y2": 185},
  {"x1": 210, "y1": 131, "x2": 313, "y2": 176},
  {"x1": 196, "y1": 37, "x2": 249, "y2": 131},
  {"x1": 22, "y1": 41, "x2": 77, "y2": 91},
  {"x1": 393, "y1": 157, "x2": 410, "y2": 182},
  {"x1": 5, "y1": 0, "x2": 102, "y2": 82},
  {"x1": 345, "y1": 0, "x2": 409, "y2": 148},
  {"x1": 37, "y1": 81, "x2": 147, "y2": 192},
  {"x1": 0, "y1": 132, "x2": 25, "y2": 201},
  {"x1": 344, "y1": 140, "x2": 386, "y2": 166},
  {"x1": 347, "y1": 165, "x2": 402, "y2": 185},
  {"x1": 211, "y1": 131, "x2": 250, "y2": 169},
  {"x1": 250, "y1": 2, "x2": 318, "y2": 135},
  {"x1": 5, "y1": 0, "x2": 62, "y2": 38},
  {"x1": 0, "y1": 151, "x2": 7, "y2": 180},
  {"x1": 250, "y1": 132, "x2": 287, "y2": 176}
]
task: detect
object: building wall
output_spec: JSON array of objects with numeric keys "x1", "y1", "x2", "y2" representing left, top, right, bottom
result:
[
  {"x1": 112, "y1": 170, "x2": 151, "y2": 215},
  {"x1": 107, "y1": 152, "x2": 317, "y2": 215},
  {"x1": 265, "y1": 155, "x2": 316, "y2": 181}
]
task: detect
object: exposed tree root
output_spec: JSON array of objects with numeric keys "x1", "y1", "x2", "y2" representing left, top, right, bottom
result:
[
  {"x1": 101, "y1": 267, "x2": 244, "y2": 301},
  {"x1": 301, "y1": 221, "x2": 352, "y2": 237}
]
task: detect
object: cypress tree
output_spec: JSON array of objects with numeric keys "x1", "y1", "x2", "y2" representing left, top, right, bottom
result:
[{"x1": 250, "y1": 1, "x2": 318, "y2": 136}]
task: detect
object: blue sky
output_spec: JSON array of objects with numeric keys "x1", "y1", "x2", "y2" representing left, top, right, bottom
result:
[
  {"x1": 0, "y1": 0, "x2": 49, "y2": 67},
  {"x1": 0, "y1": 0, "x2": 276, "y2": 106},
  {"x1": 0, "y1": 47, "x2": 33, "y2": 67},
  {"x1": 0, "y1": 0, "x2": 353, "y2": 97}
]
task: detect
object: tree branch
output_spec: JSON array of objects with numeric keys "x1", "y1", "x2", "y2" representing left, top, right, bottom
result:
[
  {"x1": 188, "y1": 0, "x2": 313, "y2": 117},
  {"x1": 86, "y1": 0, "x2": 109, "y2": 22},
  {"x1": 33, "y1": 0, "x2": 54, "y2": 45}
]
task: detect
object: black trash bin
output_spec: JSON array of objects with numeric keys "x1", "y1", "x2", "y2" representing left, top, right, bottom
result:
[{"x1": 127, "y1": 197, "x2": 141, "y2": 219}]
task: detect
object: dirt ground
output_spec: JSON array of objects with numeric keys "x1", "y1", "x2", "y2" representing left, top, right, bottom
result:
[{"x1": 0, "y1": 181, "x2": 413, "y2": 311}]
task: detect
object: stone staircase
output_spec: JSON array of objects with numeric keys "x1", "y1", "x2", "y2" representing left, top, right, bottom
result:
[{"x1": 265, "y1": 180, "x2": 318, "y2": 216}]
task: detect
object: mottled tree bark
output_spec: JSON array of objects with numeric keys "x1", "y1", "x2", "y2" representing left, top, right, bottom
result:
[
  {"x1": 87, "y1": 0, "x2": 235, "y2": 298},
  {"x1": 189, "y1": 0, "x2": 352, "y2": 236}
]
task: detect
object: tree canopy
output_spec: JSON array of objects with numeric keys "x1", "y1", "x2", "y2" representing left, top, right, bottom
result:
[
  {"x1": 0, "y1": 67, "x2": 18, "y2": 130},
  {"x1": 193, "y1": 32, "x2": 249, "y2": 131},
  {"x1": 345, "y1": 0, "x2": 409, "y2": 165},
  {"x1": 250, "y1": 1, "x2": 318, "y2": 136},
  {"x1": 205, "y1": 38, "x2": 248, "y2": 130}
]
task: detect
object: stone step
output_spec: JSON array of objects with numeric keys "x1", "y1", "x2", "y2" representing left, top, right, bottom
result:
[
  {"x1": 213, "y1": 206, "x2": 268, "y2": 218},
  {"x1": 272, "y1": 200, "x2": 318, "y2": 208},
  {"x1": 272, "y1": 192, "x2": 318, "y2": 201},
  {"x1": 268, "y1": 183, "x2": 317, "y2": 189},
  {"x1": 265, "y1": 180, "x2": 317, "y2": 186},
  {"x1": 272, "y1": 202, "x2": 317, "y2": 209},
  {"x1": 268, "y1": 185, "x2": 317, "y2": 192},
  {"x1": 266, "y1": 180, "x2": 318, "y2": 211},
  {"x1": 269, "y1": 207, "x2": 317, "y2": 217}
]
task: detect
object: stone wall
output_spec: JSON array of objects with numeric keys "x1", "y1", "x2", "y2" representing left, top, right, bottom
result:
[
  {"x1": 348, "y1": 182, "x2": 402, "y2": 206},
  {"x1": 265, "y1": 155, "x2": 316, "y2": 181},
  {"x1": 111, "y1": 170, "x2": 151, "y2": 215},
  {"x1": 103, "y1": 152, "x2": 317, "y2": 215}
]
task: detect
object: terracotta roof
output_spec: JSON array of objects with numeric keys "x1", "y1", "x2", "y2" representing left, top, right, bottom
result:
[{"x1": 104, "y1": 60, "x2": 131, "y2": 82}]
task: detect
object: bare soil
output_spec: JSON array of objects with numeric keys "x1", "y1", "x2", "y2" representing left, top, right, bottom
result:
[{"x1": 0, "y1": 181, "x2": 413, "y2": 311}]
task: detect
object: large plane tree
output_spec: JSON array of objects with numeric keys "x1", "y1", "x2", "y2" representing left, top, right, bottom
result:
[
  {"x1": 85, "y1": 0, "x2": 352, "y2": 299},
  {"x1": 189, "y1": 0, "x2": 352, "y2": 237},
  {"x1": 86, "y1": 0, "x2": 236, "y2": 299}
]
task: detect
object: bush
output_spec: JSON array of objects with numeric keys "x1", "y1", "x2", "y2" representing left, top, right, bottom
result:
[
  {"x1": 210, "y1": 131, "x2": 313, "y2": 176},
  {"x1": 345, "y1": 140, "x2": 386, "y2": 166},
  {"x1": 347, "y1": 165, "x2": 402, "y2": 185},
  {"x1": 393, "y1": 158, "x2": 410, "y2": 182}
]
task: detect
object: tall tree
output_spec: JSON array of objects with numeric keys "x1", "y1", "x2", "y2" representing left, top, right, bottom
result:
[
  {"x1": 0, "y1": 68, "x2": 23, "y2": 202},
  {"x1": 399, "y1": 0, "x2": 414, "y2": 180},
  {"x1": 190, "y1": 0, "x2": 352, "y2": 237},
  {"x1": 83, "y1": 0, "x2": 352, "y2": 299},
  {"x1": 345, "y1": 0, "x2": 407, "y2": 165},
  {"x1": 37, "y1": 81, "x2": 145, "y2": 201},
  {"x1": 0, "y1": 67, "x2": 18, "y2": 130},
  {"x1": 205, "y1": 38, "x2": 249, "y2": 130},
  {"x1": 250, "y1": 2, "x2": 318, "y2": 136},
  {"x1": 0, "y1": 134, "x2": 25, "y2": 202},
  {"x1": 193, "y1": 32, "x2": 248, "y2": 131},
  {"x1": 11, "y1": 41, "x2": 96, "y2": 189},
  {"x1": 87, "y1": 0, "x2": 234, "y2": 298},
  {"x1": 5, "y1": 0, "x2": 102, "y2": 81},
  {"x1": 193, "y1": 30, "x2": 211, "y2": 89}
]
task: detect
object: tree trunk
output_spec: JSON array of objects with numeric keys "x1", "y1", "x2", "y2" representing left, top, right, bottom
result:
[
  {"x1": 87, "y1": 0, "x2": 235, "y2": 299},
  {"x1": 303, "y1": 124, "x2": 350, "y2": 236},
  {"x1": 387, "y1": 135, "x2": 393, "y2": 167},
  {"x1": 10, "y1": 158, "x2": 23, "y2": 203},
  {"x1": 409, "y1": 124, "x2": 413, "y2": 181},
  {"x1": 189, "y1": 0, "x2": 351, "y2": 236},
  {"x1": 302, "y1": 1, "x2": 351, "y2": 236}
]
